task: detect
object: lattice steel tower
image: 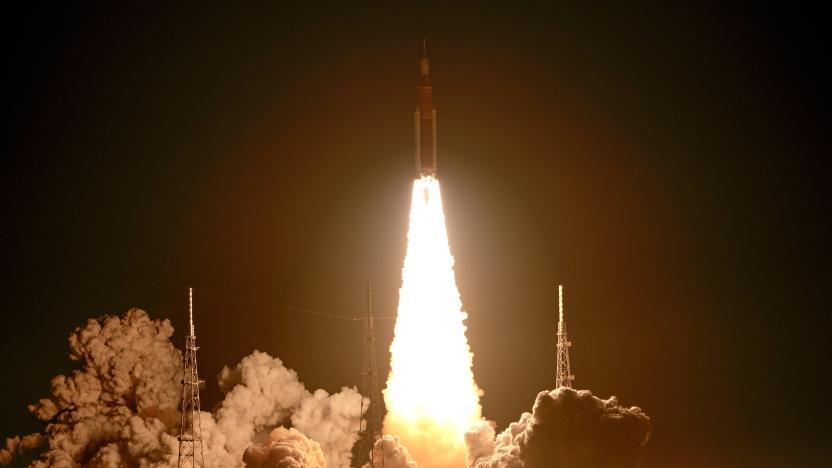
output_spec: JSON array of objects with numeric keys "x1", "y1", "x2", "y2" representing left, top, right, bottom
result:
[
  {"x1": 354, "y1": 279, "x2": 384, "y2": 467},
  {"x1": 178, "y1": 287, "x2": 205, "y2": 468},
  {"x1": 555, "y1": 284, "x2": 575, "y2": 388}
]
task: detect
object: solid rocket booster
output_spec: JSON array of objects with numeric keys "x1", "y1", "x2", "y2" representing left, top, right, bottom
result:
[{"x1": 415, "y1": 41, "x2": 437, "y2": 177}]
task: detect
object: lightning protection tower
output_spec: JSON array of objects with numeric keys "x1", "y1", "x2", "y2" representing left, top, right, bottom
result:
[
  {"x1": 555, "y1": 284, "x2": 575, "y2": 389},
  {"x1": 178, "y1": 287, "x2": 205, "y2": 468},
  {"x1": 354, "y1": 279, "x2": 384, "y2": 467}
]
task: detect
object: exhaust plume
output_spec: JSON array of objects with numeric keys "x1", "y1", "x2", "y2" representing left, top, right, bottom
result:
[
  {"x1": 383, "y1": 177, "x2": 483, "y2": 467},
  {"x1": 465, "y1": 387, "x2": 652, "y2": 468}
]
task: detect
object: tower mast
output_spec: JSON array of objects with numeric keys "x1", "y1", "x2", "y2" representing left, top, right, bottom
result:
[
  {"x1": 354, "y1": 279, "x2": 384, "y2": 466},
  {"x1": 178, "y1": 287, "x2": 205, "y2": 468},
  {"x1": 555, "y1": 284, "x2": 575, "y2": 389}
]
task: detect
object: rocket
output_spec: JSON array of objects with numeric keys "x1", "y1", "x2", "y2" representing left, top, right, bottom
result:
[{"x1": 415, "y1": 40, "x2": 437, "y2": 178}]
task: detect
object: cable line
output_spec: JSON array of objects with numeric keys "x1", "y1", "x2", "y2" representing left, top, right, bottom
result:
[
  {"x1": 185, "y1": 287, "x2": 489, "y2": 323},
  {"x1": 196, "y1": 287, "x2": 361, "y2": 321}
]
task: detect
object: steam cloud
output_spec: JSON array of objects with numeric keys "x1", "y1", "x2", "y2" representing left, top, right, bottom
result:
[
  {"x1": 465, "y1": 387, "x2": 652, "y2": 468},
  {"x1": 0, "y1": 435, "x2": 46, "y2": 466},
  {"x1": 242, "y1": 427, "x2": 326, "y2": 468},
  {"x1": 2, "y1": 310, "x2": 654, "y2": 468},
  {"x1": 363, "y1": 435, "x2": 417, "y2": 468},
  {"x1": 1, "y1": 309, "x2": 365, "y2": 468}
]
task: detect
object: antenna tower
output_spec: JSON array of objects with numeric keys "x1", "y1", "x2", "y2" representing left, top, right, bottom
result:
[
  {"x1": 354, "y1": 279, "x2": 384, "y2": 467},
  {"x1": 178, "y1": 287, "x2": 205, "y2": 468},
  {"x1": 555, "y1": 284, "x2": 575, "y2": 389}
]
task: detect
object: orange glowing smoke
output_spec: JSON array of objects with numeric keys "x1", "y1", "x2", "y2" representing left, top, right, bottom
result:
[{"x1": 383, "y1": 177, "x2": 482, "y2": 467}]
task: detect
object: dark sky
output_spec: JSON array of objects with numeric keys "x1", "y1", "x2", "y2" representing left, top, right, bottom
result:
[{"x1": 2, "y1": 3, "x2": 828, "y2": 466}]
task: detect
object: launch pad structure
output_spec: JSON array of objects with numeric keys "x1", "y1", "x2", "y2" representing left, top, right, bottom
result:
[
  {"x1": 178, "y1": 288, "x2": 205, "y2": 468},
  {"x1": 555, "y1": 285, "x2": 575, "y2": 389},
  {"x1": 354, "y1": 279, "x2": 385, "y2": 467}
]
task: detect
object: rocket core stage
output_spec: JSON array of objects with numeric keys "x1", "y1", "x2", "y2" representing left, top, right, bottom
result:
[{"x1": 415, "y1": 40, "x2": 437, "y2": 178}]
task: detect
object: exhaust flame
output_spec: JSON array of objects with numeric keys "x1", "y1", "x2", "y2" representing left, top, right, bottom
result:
[{"x1": 383, "y1": 176, "x2": 482, "y2": 467}]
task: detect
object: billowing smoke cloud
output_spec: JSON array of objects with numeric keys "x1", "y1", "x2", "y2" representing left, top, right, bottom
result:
[
  {"x1": 209, "y1": 350, "x2": 311, "y2": 463},
  {"x1": 5, "y1": 309, "x2": 184, "y2": 467},
  {"x1": 212, "y1": 351, "x2": 365, "y2": 467},
  {"x1": 0, "y1": 435, "x2": 46, "y2": 466},
  {"x1": 465, "y1": 387, "x2": 652, "y2": 468},
  {"x1": 1, "y1": 309, "x2": 365, "y2": 468},
  {"x1": 242, "y1": 427, "x2": 326, "y2": 468},
  {"x1": 363, "y1": 435, "x2": 417, "y2": 468},
  {"x1": 292, "y1": 387, "x2": 365, "y2": 468}
]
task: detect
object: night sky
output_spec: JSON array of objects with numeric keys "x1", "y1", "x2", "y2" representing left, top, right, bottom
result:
[{"x1": 3, "y1": 3, "x2": 828, "y2": 466}]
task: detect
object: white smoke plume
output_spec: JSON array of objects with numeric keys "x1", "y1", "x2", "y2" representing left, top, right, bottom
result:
[
  {"x1": 465, "y1": 387, "x2": 652, "y2": 468},
  {"x1": 1, "y1": 309, "x2": 365, "y2": 468},
  {"x1": 210, "y1": 351, "x2": 311, "y2": 462},
  {"x1": 363, "y1": 435, "x2": 417, "y2": 468},
  {"x1": 291, "y1": 388, "x2": 365, "y2": 468},
  {"x1": 242, "y1": 427, "x2": 326, "y2": 468},
  {"x1": 212, "y1": 351, "x2": 365, "y2": 467}
]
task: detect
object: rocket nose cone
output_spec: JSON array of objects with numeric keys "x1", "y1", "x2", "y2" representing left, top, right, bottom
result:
[{"x1": 420, "y1": 38, "x2": 430, "y2": 76}]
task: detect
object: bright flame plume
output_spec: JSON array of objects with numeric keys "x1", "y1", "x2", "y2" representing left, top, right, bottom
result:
[{"x1": 383, "y1": 176, "x2": 482, "y2": 467}]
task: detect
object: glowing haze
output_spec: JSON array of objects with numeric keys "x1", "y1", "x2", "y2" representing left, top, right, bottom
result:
[{"x1": 383, "y1": 176, "x2": 483, "y2": 467}]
